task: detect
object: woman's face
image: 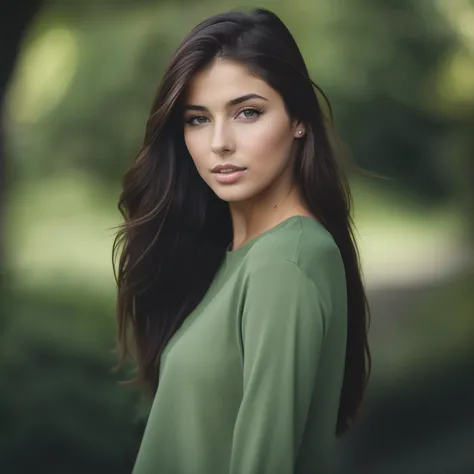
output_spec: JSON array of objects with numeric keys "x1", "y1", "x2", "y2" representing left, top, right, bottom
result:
[{"x1": 182, "y1": 58, "x2": 304, "y2": 204}]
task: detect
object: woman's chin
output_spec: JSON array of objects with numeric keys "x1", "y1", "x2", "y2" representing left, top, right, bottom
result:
[{"x1": 213, "y1": 188, "x2": 252, "y2": 203}]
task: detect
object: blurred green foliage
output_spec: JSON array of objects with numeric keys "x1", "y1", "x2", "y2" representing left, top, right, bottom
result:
[{"x1": 0, "y1": 280, "x2": 147, "y2": 473}]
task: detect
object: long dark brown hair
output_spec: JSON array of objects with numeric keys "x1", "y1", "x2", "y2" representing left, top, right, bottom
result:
[{"x1": 113, "y1": 8, "x2": 371, "y2": 436}]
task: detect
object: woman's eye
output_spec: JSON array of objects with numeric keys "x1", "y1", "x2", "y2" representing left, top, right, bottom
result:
[
  {"x1": 238, "y1": 108, "x2": 263, "y2": 120},
  {"x1": 186, "y1": 116, "x2": 209, "y2": 126},
  {"x1": 185, "y1": 108, "x2": 262, "y2": 126}
]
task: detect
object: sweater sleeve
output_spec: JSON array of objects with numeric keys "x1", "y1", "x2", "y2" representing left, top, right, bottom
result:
[{"x1": 229, "y1": 260, "x2": 331, "y2": 474}]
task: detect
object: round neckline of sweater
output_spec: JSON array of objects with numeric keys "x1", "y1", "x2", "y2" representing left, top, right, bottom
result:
[{"x1": 225, "y1": 215, "x2": 319, "y2": 261}]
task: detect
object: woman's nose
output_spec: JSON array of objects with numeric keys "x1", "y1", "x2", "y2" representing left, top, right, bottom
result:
[{"x1": 211, "y1": 122, "x2": 235, "y2": 154}]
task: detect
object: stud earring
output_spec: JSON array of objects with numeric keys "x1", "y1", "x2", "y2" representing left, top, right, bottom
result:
[{"x1": 297, "y1": 130, "x2": 303, "y2": 136}]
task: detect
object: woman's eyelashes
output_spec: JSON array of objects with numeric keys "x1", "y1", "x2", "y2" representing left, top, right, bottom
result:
[
  {"x1": 185, "y1": 115, "x2": 209, "y2": 126},
  {"x1": 184, "y1": 107, "x2": 264, "y2": 126},
  {"x1": 238, "y1": 107, "x2": 263, "y2": 120}
]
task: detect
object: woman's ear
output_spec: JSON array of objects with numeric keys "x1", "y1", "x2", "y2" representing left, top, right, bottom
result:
[{"x1": 293, "y1": 121, "x2": 306, "y2": 138}]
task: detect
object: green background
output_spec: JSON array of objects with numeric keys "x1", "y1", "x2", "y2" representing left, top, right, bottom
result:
[{"x1": 2, "y1": 0, "x2": 474, "y2": 472}]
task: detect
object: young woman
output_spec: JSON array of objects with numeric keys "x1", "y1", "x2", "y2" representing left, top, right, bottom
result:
[{"x1": 113, "y1": 8, "x2": 371, "y2": 474}]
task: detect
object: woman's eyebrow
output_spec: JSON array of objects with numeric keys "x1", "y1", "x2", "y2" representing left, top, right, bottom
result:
[{"x1": 183, "y1": 93, "x2": 268, "y2": 112}]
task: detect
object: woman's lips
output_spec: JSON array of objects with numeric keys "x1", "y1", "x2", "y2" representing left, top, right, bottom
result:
[{"x1": 213, "y1": 168, "x2": 247, "y2": 184}]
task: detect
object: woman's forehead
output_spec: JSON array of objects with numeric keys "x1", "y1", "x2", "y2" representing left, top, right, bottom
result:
[{"x1": 183, "y1": 59, "x2": 275, "y2": 106}]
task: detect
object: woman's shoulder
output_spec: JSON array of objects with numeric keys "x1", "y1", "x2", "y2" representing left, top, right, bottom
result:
[{"x1": 245, "y1": 216, "x2": 345, "y2": 287}]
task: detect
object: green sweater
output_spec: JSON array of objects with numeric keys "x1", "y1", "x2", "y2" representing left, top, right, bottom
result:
[{"x1": 132, "y1": 216, "x2": 347, "y2": 474}]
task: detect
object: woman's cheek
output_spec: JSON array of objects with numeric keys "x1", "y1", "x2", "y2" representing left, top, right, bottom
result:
[
  {"x1": 185, "y1": 134, "x2": 205, "y2": 167},
  {"x1": 244, "y1": 122, "x2": 286, "y2": 160}
]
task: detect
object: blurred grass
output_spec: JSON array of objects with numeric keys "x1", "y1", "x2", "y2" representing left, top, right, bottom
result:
[
  {"x1": 6, "y1": 172, "x2": 121, "y2": 295},
  {"x1": 370, "y1": 268, "x2": 474, "y2": 387}
]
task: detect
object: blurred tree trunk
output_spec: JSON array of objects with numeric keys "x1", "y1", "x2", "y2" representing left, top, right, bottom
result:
[{"x1": 0, "y1": 0, "x2": 42, "y2": 275}]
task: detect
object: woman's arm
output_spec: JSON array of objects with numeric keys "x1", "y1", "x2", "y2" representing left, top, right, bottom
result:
[{"x1": 229, "y1": 259, "x2": 332, "y2": 474}]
